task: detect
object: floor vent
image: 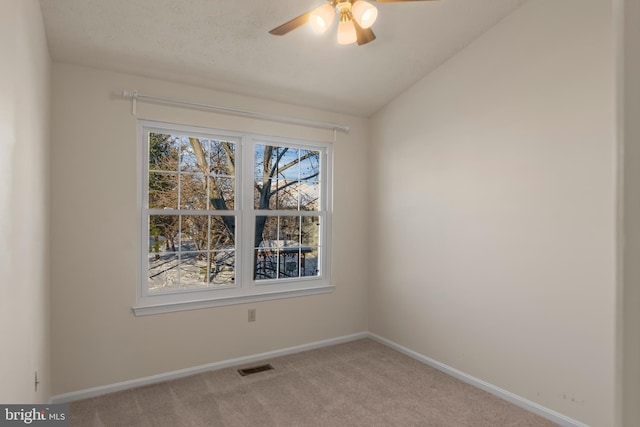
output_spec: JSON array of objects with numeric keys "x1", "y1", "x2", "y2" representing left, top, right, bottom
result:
[{"x1": 238, "y1": 364, "x2": 274, "y2": 376}]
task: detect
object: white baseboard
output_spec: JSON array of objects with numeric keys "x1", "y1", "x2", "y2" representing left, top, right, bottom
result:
[
  {"x1": 367, "y1": 333, "x2": 589, "y2": 427},
  {"x1": 51, "y1": 330, "x2": 588, "y2": 427},
  {"x1": 50, "y1": 332, "x2": 368, "y2": 404}
]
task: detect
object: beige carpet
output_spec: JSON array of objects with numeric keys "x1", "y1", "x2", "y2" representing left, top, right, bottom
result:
[{"x1": 69, "y1": 339, "x2": 558, "y2": 426}]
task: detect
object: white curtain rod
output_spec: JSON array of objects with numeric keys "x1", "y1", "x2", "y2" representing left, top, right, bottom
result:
[{"x1": 122, "y1": 90, "x2": 350, "y2": 134}]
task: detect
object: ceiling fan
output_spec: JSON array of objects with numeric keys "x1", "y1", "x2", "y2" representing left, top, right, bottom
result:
[{"x1": 269, "y1": 0, "x2": 439, "y2": 46}]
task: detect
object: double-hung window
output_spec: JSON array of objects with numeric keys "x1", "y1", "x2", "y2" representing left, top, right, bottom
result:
[{"x1": 135, "y1": 120, "x2": 333, "y2": 315}]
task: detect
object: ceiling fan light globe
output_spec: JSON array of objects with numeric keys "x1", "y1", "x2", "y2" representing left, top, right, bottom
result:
[
  {"x1": 337, "y1": 19, "x2": 357, "y2": 45},
  {"x1": 309, "y1": 4, "x2": 335, "y2": 33},
  {"x1": 351, "y1": 1, "x2": 378, "y2": 29}
]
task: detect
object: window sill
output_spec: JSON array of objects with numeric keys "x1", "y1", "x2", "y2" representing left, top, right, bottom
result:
[{"x1": 132, "y1": 284, "x2": 335, "y2": 316}]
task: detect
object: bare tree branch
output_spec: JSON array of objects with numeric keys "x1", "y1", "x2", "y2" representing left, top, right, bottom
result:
[
  {"x1": 221, "y1": 141, "x2": 235, "y2": 175},
  {"x1": 274, "y1": 172, "x2": 319, "y2": 193},
  {"x1": 189, "y1": 137, "x2": 208, "y2": 174},
  {"x1": 269, "y1": 147, "x2": 289, "y2": 179},
  {"x1": 273, "y1": 151, "x2": 316, "y2": 178}
]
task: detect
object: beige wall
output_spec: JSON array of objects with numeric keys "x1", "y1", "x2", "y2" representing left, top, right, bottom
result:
[
  {"x1": 621, "y1": 0, "x2": 640, "y2": 424},
  {"x1": 369, "y1": 1, "x2": 615, "y2": 425},
  {"x1": 0, "y1": 0, "x2": 51, "y2": 403},
  {"x1": 49, "y1": 63, "x2": 369, "y2": 395}
]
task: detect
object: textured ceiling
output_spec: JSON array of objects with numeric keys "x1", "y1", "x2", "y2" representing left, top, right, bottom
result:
[{"x1": 39, "y1": 0, "x2": 527, "y2": 116}]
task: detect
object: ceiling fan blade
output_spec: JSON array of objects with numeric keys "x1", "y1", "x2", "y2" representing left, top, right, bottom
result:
[
  {"x1": 352, "y1": 19, "x2": 376, "y2": 46},
  {"x1": 374, "y1": 0, "x2": 439, "y2": 2},
  {"x1": 269, "y1": 10, "x2": 313, "y2": 36}
]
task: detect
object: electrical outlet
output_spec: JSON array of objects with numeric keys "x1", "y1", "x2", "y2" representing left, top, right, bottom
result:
[{"x1": 248, "y1": 309, "x2": 256, "y2": 322}]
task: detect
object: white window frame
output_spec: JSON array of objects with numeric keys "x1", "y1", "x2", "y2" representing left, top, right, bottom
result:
[{"x1": 133, "y1": 120, "x2": 333, "y2": 316}]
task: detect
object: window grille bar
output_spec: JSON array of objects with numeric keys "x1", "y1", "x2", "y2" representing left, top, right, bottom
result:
[{"x1": 122, "y1": 90, "x2": 350, "y2": 134}]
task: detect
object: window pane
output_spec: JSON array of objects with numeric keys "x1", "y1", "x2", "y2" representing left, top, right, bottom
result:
[
  {"x1": 180, "y1": 215, "x2": 209, "y2": 252},
  {"x1": 254, "y1": 144, "x2": 267, "y2": 181},
  {"x1": 300, "y1": 221, "x2": 320, "y2": 277},
  {"x1": 210, "y1": 140, "x2": 235, "y2": 175},
  {"x1": 255, "y1": 215, "x2": 277, "y2": 280},
  {"x1": 299, "y1": 149, "x2": 320, "y2": 180},
  {"x1": 301, "y1": 247, "x2": 320, "y2": 277},
  {"x1": 180, "y1": 252, "x2": 209, "y2": 289},
  {"x1": 180, "y1": 174, "x2": 207, "y2": 210},
  {"x1": 180, "y1": 137, "x2": 209, "y2": 173},
  {"x1": 272, "y1": 182, "x2": 300, "y2": 210},
  {"x1": 255, "y1": 216, "x2": 278, "y2": 247},
  {"x1": 255, "y1": 248, "x2": 278, "y2": 280},
  {"x1": 279, "y1": 216, "x2": 300, "y2": 245},
  {"x1": 274, "y1": 147, "x2": 299, "y2": 181},
  {"x1": 272, "y1": 147, "x2": 299, "y2": 210},
  {"x1": 279, "y1": 249, "x2": 300, "y2": 278},
  {"x1": 149, "y1": 215, "x2": 179, "y2": 253},
  {"x1": 254, "y1": 144, "x2": 269, "y2": 209},
  {"x1": 148, "y1": 253, "x2": 179, "y2": 292},
  {"x1": 210, "y1": 216, "x2": 235, "y2": 250},
  {"x1": 208, "y1": 176, "x2": 235, "y2": 210},
  {"x1": 300, "y1": 181, "x2": 320, "y2": 211},
  {"x1": 149, "y1": 173, "x2": 178, "y2": 209},
  {"x1": 149, "y1": 133, "x2": 179, "y2": 172},
  {"x1": 210, "y1": 251, "x2": 235, "y2": 285},
  {"x1": 253, "y1": 182, "x2": 262, "y2": 211},
  {"x1": 301, "y1": 216, "x2": 320, "y2": 247}
]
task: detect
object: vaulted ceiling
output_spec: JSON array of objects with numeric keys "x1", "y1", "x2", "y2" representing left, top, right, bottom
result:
[{"x1": 39, "y1": 0, "x2": 526, "y2": 116}]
